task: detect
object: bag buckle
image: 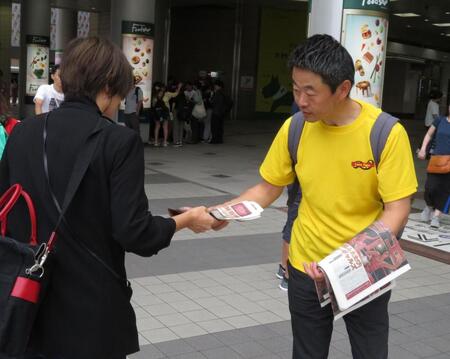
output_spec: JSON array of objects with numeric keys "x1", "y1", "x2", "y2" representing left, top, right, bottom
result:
[{"x1": 25, "y1": 243, "x2": 49, "y2": 279}]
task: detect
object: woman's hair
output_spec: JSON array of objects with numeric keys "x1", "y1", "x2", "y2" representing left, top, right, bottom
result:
[{"x1": 60, "y1": 37, "x2": 133, "y2": 100}]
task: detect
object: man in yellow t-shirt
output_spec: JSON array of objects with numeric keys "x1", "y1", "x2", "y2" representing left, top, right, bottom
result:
[{"x1": 224, "y1": 35, "x2": 417, "y2": 358}]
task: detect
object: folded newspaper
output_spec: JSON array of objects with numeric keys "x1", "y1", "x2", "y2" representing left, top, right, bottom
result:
[
  {"x1": 314, "y1": 221, "x2": 410, "y2": 320},
  {"x1": 168, "y1": 201, "x2": 264, "y2": 221},
  {"x1": 209, "y1": 201, "x2": 263, "y2": 221}
]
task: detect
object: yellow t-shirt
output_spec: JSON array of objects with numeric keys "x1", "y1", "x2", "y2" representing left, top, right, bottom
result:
[{"x1": 260, "y1": 100, "x2": 418, "y2": 272}]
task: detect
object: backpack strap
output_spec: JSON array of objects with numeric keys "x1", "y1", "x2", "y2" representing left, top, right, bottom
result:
[
  {"x1": 286, "y1": 111, "x2": 304, "y2": 207},
  {"x1": 135, "y1": 87, "x2": 140, "y2": 104},
  {"x1": 288, "y1": 111, "x2": 305, "y2": 165},
  {"x1": 370, "y1": 112, "x2": 398, "y2": 168}
]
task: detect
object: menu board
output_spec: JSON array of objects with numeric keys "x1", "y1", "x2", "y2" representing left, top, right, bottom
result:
[
  {"x1": 26, "y1": 35, "x2": 50, "y2": 97},
  {"x1": 342, "y1": 13, "x2": 389, "y2": 108},
  {"x1": 122, "y1": 21, "x2": 154, "y2": 109}
]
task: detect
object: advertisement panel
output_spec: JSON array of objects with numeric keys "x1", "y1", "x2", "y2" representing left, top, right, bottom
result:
[
  {"x1": 25, "y1": 35, "x2": 50, "y2": 97},
  {"x1": 342, "y1": 11, "x2": 389, "y2": 107},
  {"x1": 255, "y1": 8, "x2": 307, "y2": 113},
  {"x1": 121, "y1": 21, "x2": 154, "y2": 109}
]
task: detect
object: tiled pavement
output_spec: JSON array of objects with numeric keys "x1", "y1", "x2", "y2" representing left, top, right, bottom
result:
[{"x1": 128, "y1": 120, "x2": 450, "y2": 358}]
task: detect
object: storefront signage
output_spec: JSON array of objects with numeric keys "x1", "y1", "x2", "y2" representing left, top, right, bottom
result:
[
  {"x1": 344, "y1": 0, "x2": 390, "y2": 12},
  {"x1": 25, "y1": 35, "x2": 50, "y2": 97},
  {"x1": 122, "y1": 21, "x2": 154, "y2": 37},
  {"x1": 121, "y1": 21, "x2": 154, "y2": 109}
]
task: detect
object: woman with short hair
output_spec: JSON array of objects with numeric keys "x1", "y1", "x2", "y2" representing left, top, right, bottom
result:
[{"x1": 0, "y1": 37, "x2": 219, "y2": 358}]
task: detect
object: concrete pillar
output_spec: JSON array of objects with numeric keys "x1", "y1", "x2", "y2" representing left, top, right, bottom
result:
[
  {"x1": 54, "y1": 8, "x2": 77, "y2": 64},
  {"x1": 19, "y1": 0, "x2": 50, "y2": 118},
  {"x1": 0, "y1": 0, "x2": 12, "y2": 98},
  {"x1": 110, "y1": 0, "x2": 156, "y2": 45},
  {"x1": 308, "y1": 0, "x2": 390, "y2": 108}
]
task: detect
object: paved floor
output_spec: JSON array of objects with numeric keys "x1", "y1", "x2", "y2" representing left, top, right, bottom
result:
[{"x1": 127, "y1": 120, "x2": 450, "y2": 359}]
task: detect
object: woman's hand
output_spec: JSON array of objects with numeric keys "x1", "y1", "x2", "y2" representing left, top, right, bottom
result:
[
  {"x1": 417, "y1": 148, "x2": 427, "y2": 160},
  {"x1": 184, "y1": 206, "x2": 226, "y2": 233},
  {"x1": 303, "y1": 262, "x2": 325, "y2": 281}
]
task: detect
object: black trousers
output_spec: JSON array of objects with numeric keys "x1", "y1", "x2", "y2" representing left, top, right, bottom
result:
[
  {"x1": 124, "y1": 113, "x2": 140, "y2": 135},
  {"x1": 288, "y1": 263, "x2": 390, "y2": 359},
  {"x1": 210, "y1": 114, "x2": 224, "y2": 143}
]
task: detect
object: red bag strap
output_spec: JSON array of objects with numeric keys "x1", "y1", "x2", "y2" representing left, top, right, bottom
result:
[{"x1": 0, "y1": 184, "x2": 38, "y2": 246}]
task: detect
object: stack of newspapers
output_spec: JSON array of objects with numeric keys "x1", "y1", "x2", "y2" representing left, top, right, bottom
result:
[{"x1": 314, "y1": 221, "x2": 411, "y2": 320}]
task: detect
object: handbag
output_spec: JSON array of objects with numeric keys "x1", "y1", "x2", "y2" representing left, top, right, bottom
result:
[
  {"x1": 192, "y1": 101, "x2": 206, "y2": 120},
  {"x1": 0, "y1": 113, "x2": 129, "y2": 355},
  {"x1": 427, "y1": 155, "x2": 450, "y2": 174}
]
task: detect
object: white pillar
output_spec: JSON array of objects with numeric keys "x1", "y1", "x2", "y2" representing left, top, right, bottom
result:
[{"x1": 308, "y1": 0, "x2": 344, "y2": 40}]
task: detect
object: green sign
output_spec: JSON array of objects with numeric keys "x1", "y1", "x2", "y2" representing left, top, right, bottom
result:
[
  {"x1": 344, "y1": 0, "x2": 389, "y2": 12},
  {"x1": 122, "y1": 21, "x2": 154, "y2": 37},
  {"x1": 26, "y1": 35, "x2": 50, "y2": 46},
  {"x1": 308, "y1": 0, "x2": 312, "y2": 13}
]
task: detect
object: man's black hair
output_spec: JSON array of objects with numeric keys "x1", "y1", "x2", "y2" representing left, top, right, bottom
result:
[
  {"x1": 288, "y1": 34, "x2": 355, "y2": 93},
  {"x1": 50, "y1": 64, "x2": 60, "y2": 75},
  {"x1": 429, "y1": 90, "x2": 443, "y2": 100}
]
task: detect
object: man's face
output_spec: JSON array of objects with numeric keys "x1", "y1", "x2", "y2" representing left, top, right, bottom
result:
[
  {"x1": 292, "y1": 67, "x2": 346, "y2": 122},
  {"x1": 51, "y1": 69, "x2": 62, "y2": 88}
]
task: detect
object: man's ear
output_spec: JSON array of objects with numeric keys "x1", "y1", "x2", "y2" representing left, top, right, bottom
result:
[{"x1": 336, "y1": 80, "x2": 353, "y2": 100}]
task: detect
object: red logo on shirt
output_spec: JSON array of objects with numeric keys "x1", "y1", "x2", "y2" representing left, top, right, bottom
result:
[{"x1": 352, "y1": 160, "x2": 375, "y2": 170}]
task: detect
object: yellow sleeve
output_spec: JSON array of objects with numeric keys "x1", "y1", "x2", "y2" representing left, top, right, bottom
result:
[
  {"x1": 377, "y1": 123, "x2": 418, "y2": 202},
  {"x1": 259, "y1": 118, "x2": 296, "y2": 186}
]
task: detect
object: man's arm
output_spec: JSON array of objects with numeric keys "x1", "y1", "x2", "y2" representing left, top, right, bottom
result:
[
  {"x1": 418, "y1": 125, "x2": 436, "y2": 159},
  {"x1": 377, "y1": 196, "x2": 412, "y2": 236},
  {"x1": 224, "y1": 180, "x2": 284, "y2": 209},
  {"x1": 34, "y1": 99, "x2": 43, "y2": 115}
]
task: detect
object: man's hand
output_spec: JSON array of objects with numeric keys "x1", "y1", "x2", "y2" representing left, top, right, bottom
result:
[{"x1": 303, "y1": 262, "x2": 325, "y2": 281}]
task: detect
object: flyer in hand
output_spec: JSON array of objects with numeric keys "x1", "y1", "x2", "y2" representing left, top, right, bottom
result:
[
  {"x1": 314, "y1": 221, "x2": 410, "y2": 320},
  {"x1": 168, "y1": 201, "x2": 264, "y2": 222},
  {"x1": 209, "y1": 201, "x2": 263, "y2": 221}
]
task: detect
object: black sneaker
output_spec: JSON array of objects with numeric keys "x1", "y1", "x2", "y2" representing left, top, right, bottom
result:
[
  {"x1": 276, "y1": 264, "x2": 286, "y2": 279},
  {"x1": 279, "y1": 275, "x2": 288, "y2": 292}
]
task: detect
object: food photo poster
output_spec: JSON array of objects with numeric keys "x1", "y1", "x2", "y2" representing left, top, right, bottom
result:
[{"x1": 342, "y1": 13, "x2": 389, "y2": 108}]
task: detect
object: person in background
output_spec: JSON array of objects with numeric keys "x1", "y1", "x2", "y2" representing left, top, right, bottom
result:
[
  {"x1": 418, "y1": 105, "x2": 450, "y2": 228},
  {"x1": 34, "y1": 64, "x2": 64, "y2": 114},
  {"x1": 153, "y1": 89, "x2": 170, "y2": 146},
  {"x1": 425, "y1": 90, "x2": 442, "y2": 129},
  {"x1": 147, "y1": 81, "x2": 164, "y2": 144},
  {"x1": 202, "y1": 82, "x2": 214, "y2": 143},
  {"x1": 10, "y1": 78, "x2": 18, "y2": 106},
  {"x1": 0, "y1": 92, "x2": 10, "y2": 157},
  {"x1": 277, "y1": 102, "x2": 302, "y2": 292},
  {"x1": 210, "y1": 80, "x2": 231, "y2": 144},
  {"x1": 123, "y1": 80, "x2": 143, "y2": 136},
  {"x1": 184, "y1": 82, "x2": 203, "y2": 144}
]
